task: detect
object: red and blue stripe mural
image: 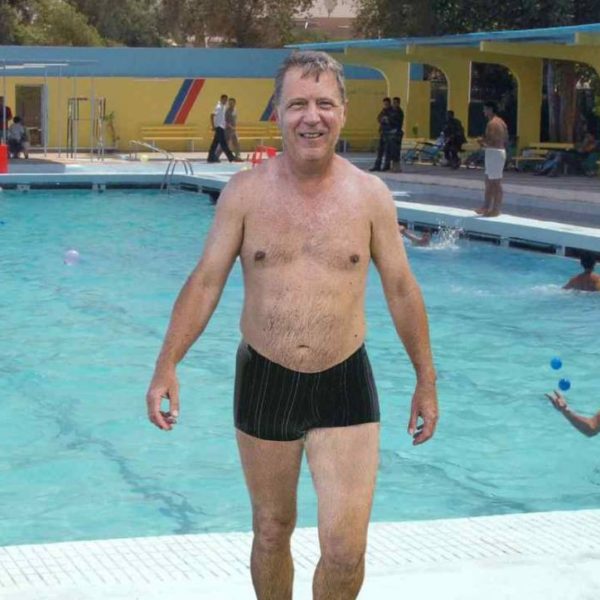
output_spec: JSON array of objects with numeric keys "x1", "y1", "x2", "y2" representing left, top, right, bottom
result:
[
  {"x1": 260, "y1": 95, "x2": 277, "y2": 122},
  {"x1": 164, "y1": 78, "x2": 206, "y2": 124}
]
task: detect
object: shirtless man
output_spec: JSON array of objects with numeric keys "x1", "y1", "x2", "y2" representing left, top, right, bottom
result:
[
  {"x1": 475, "y1": 101, "x2": 508, "y2": 217},
  {"x1": 146, "y1": 51, "x2": 438, "y2": 600},
  {"x1": 563, "y1": 253, "x2": 600, "y2": 292}
]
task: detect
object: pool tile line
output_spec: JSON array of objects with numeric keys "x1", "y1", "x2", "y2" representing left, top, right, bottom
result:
[{"x1": 1, "y1": 509, "x2": 599, "y2": 593}]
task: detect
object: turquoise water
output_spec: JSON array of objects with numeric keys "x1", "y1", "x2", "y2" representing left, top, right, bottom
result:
[{"x1": 1, "y1": 189, "x2": 598, "y2": 547}]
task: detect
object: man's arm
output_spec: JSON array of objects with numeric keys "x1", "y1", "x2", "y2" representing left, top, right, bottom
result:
[
  {"x1": 546, "y1": 391, "x2": 600, "y2": 437},
  {"x1": 370, "y1": 178, "x2": 438, "y2": 444},
  {"x1": 146, "y1": 174, "x2": 247, "y2": 430}
]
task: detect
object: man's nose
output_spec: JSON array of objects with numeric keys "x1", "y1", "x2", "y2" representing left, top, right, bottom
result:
[{"x1": 303, "y1": 102, "x2": 320, "y2": 122}]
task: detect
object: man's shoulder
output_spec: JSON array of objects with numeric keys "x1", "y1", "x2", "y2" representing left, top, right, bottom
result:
[{"x1": 342, "y1": 160, "x2": 392, "y2": 205}]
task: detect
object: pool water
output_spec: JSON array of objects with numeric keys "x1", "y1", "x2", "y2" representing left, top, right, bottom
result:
[{"x1": 1, "y1": 190, "x2": 598, "y2": 547}]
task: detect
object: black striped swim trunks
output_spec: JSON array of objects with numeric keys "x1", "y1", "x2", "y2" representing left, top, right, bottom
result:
[{"x1": 234, "y1": 341, "x2": 380, "y2": 441}]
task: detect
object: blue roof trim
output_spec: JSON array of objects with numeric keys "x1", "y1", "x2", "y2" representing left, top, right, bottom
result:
[
  {"x1": 0, "y1": 46, "x2": 382, "y2": 79},
  {"x1": 288, "y1": 22, "x2": 600, "y2": 51}
]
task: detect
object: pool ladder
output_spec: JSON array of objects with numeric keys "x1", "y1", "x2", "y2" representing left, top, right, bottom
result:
[{"x1": 161, "y1": 157, "x2": 195, "y2": 193}]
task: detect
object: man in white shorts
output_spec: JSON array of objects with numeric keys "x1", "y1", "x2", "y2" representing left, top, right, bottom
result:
[{"x1": 475, "y1": 101, "x2": 508, "y2": 217}]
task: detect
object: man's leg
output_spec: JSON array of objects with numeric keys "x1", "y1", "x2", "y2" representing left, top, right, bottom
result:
[
  {"x1": 237, "y1": 429, "x2": 304, "y2": 600},
  {"x1": 207, "y1": 130, "x2": 220, "y2": 162},
  {"x1": 382, "y1": 136, "x2": 393, "y2": 171},
  {"x1": 370, "y1": 136, "x2": 385, "y2": 170},
  {"x1": 305, "y1": 423, "x2": 379, "y2": 600},
  {"x1": 476, "y1": 175, "x2": 493, "y2": 214},
  {"x1": 229, "y1": 130, "x2": 241, "y2": 159},
  {"x1": 216, "y1": 127, "x2": 235, "y2": 161},
  {"x1": 487, "y1": 179, "x2": 503, "y2": 216}
]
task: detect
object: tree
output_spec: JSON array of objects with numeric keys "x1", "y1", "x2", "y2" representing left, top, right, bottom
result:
[
  {"x1": 18, "y1": 0, "x2": 104, "y2": 46},
  {"x1": 68, "y1": 0, "x2": 163, "y2": 46},
  {"x1": 159, "y1": 0, "x2": 314, "y2": 48},
  {"x1": 0, "y1": 3, "x2": 21, "y2": 44}
]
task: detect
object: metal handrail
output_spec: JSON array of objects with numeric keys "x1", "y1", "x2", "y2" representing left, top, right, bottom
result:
[
  {"x1": 128, "y1": 139, "x2": 174, "y2": 161},
  {"x1": 161, "y1": 158, "x2": 195, "y2": 192}
]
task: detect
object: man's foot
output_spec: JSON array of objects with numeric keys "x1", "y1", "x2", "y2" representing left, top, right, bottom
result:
[
  {"x1": 474, "y1": 207, "x2": 488, "y2": 215},
  {"x1": 232, "y1": 157, "x2": 244, "y2": 162},
  {"x1": 369, "y1": 166, "x2": 381, "y2": 172},
  {"x1": 381, "y1": 165, "x2": 390, "y2": 172},
  {"x1": 483, "y1": 210, "x2": 501, "y2": 217},
  {"x1": 207, "y1": 158, "x2": 221, "y2": 163}
]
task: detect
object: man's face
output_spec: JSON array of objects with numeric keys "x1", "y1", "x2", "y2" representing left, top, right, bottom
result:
[
  {"x1": 228, "y1": 99, "x2": 236, "y2": 109},
  {"x1": 220, "y1": 95, "x2": 228, "y2": 105},
  {"x1": 276, "y1": 67, "x2": 347, "y2": 164},
  {"x1": 483, "y1": 106, "x2": 493, "y2": 119},
  {"x1": 393, "y1": 99, "x2": 400, "y2": 109},
  {"x1": 383, "y1": 100, "x2": 391, "y2": 110}
]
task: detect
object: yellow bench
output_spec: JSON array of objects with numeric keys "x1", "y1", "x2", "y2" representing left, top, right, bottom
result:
[
  {"x1": 235, "y1": 122, "x2": 281, "y2": 150},
  {"x1": 140, "y1": 125, "x2": 203, "y2": 151},
  {"x1": 511, "y1": 143, "x2": 574, "y2": 171},
  {"x1": 338, "y1": 128, "x2": 380, "y2": 152}
]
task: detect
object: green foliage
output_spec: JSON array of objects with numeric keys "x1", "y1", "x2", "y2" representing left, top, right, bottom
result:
[
  {"x1": 0, "y1": 4, "x2": 21, "y2": 44},
  {"x1": 68, "y1": 0, "x2": 163, "y2": 46},
  {"x1": 158, "y1": 0, "x2": 314, "y2": 48},
  {"x1": 19, "y1": 0, "x2": 104, "y2": 46},
  {"x1": 354, "y1": 0, "x2": 600, "y2": 38}
]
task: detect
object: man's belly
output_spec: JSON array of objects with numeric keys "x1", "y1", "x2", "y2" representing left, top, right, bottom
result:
[{"x1": 240, "y1": 297, "x2": 366, "y2": 373}]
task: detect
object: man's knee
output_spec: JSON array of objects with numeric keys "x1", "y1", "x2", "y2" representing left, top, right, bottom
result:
[
  {"x1": 253, "y1": 512, "x2": 296, "y2": 552},
  {"x1": 320, "y1": 532, "x2": 366, "y2": 575}
]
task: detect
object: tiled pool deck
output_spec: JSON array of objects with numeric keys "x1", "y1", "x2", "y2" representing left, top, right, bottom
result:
[
  {"x1": 2, "y1": 510, "x2": 600, "y2": 599},
  {"x1": 2, "y1": 153, "x2": 599, "y2": 598}
]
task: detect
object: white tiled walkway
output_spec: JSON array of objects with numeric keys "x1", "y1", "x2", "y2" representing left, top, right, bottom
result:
[{"x1": 2, "y1": 510, "x2": 600, "y2": 599}]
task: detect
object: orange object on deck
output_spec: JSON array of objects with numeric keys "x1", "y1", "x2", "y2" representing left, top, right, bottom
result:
[
  {"x1": 250, "y1": 145, "x2": 277, "y2": 167},
  {"x1": 0, "y1": 144, "x2": 7, "y2": 174}
]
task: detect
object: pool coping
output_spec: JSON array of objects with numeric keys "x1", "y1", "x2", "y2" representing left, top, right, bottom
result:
[
  {"x1": 1, "y1": 509, "x2": 599, "y2": 599},
  {"x1": 1, "y1": 165, "x2": 599, "y2": 254}
]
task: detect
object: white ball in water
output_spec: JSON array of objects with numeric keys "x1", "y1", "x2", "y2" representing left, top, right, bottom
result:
[{"x1": 64, "y1": 249, "x2": 80, "y2": 265}]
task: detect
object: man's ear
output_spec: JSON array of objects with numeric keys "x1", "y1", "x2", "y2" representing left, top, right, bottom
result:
[{"x1": 341, "y1": 100, "x2": 349, "y2": 128}]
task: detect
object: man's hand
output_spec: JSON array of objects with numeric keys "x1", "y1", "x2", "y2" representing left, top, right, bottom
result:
[
  {"x1": 408, "y1": 380, "x2": 438, "y2": 445},
  {"x1": 146, "y1": 367, "x2": 180, "y2": 431},
  {"x1": 545, "y1": 390, "x2": 568, "y2": 412}
]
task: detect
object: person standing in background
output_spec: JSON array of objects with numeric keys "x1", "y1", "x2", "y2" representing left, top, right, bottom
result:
[
  {"x1": 217, "y1": 97, "x2": 242, "y2": 161},
  {"x1": 369, "y1": 97, "x2": 394, "y2": 172},
  {"x1": 389, "y1": 96, "x2": 404, "y2": 172},
  {"x1": 475, "y1": 101, "x2": 508, "y2": 217},
  {"x1": 207, "y1": 94, "x2": 236, "y2": 163}
]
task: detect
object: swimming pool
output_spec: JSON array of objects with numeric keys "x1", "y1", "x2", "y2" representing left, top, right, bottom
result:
[{"x1": 1, "y1": 189, "x2": 598, "y2": 547}]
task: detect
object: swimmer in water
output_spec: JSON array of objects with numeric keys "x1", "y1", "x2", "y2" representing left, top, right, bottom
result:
[{"x1": 398, "y1": 222, "x2": 432, "y2": 247}]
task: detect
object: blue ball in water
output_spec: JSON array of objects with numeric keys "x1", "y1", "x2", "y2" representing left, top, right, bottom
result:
[
  {"x1": 558, "y1": 378, "x2": 571, "y2": 392},
  {"x1": 550, "y1": 357, "x2": 562, "y2": 370}
]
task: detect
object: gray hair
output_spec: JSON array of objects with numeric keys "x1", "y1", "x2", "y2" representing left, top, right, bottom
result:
[{"x1": 274, "y1": 51, "x2": 346, "y2": 106}]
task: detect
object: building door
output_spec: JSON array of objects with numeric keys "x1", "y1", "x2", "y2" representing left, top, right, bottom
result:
[{"x1": 15, "y1": 85, "x2": 46, "y2": 147}]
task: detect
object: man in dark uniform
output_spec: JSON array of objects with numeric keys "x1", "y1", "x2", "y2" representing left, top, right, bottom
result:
[
  {"x1": 369, "y1": 97, "x2": 394, "y2": 172},
  {"x1": 389, "y1": 96, "x2": 404, "y2": 172},
  {"x1": 442, "y1": 110, "x2": 466, "y2": 169}
]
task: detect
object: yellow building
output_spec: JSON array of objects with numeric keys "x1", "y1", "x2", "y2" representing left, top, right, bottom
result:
[
  {"x1": 0, "y1": 46, "x2": 386, "y2": 153},
  {"x1": 291, "y1": 23, "x2": 600, "y2": 148}
]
